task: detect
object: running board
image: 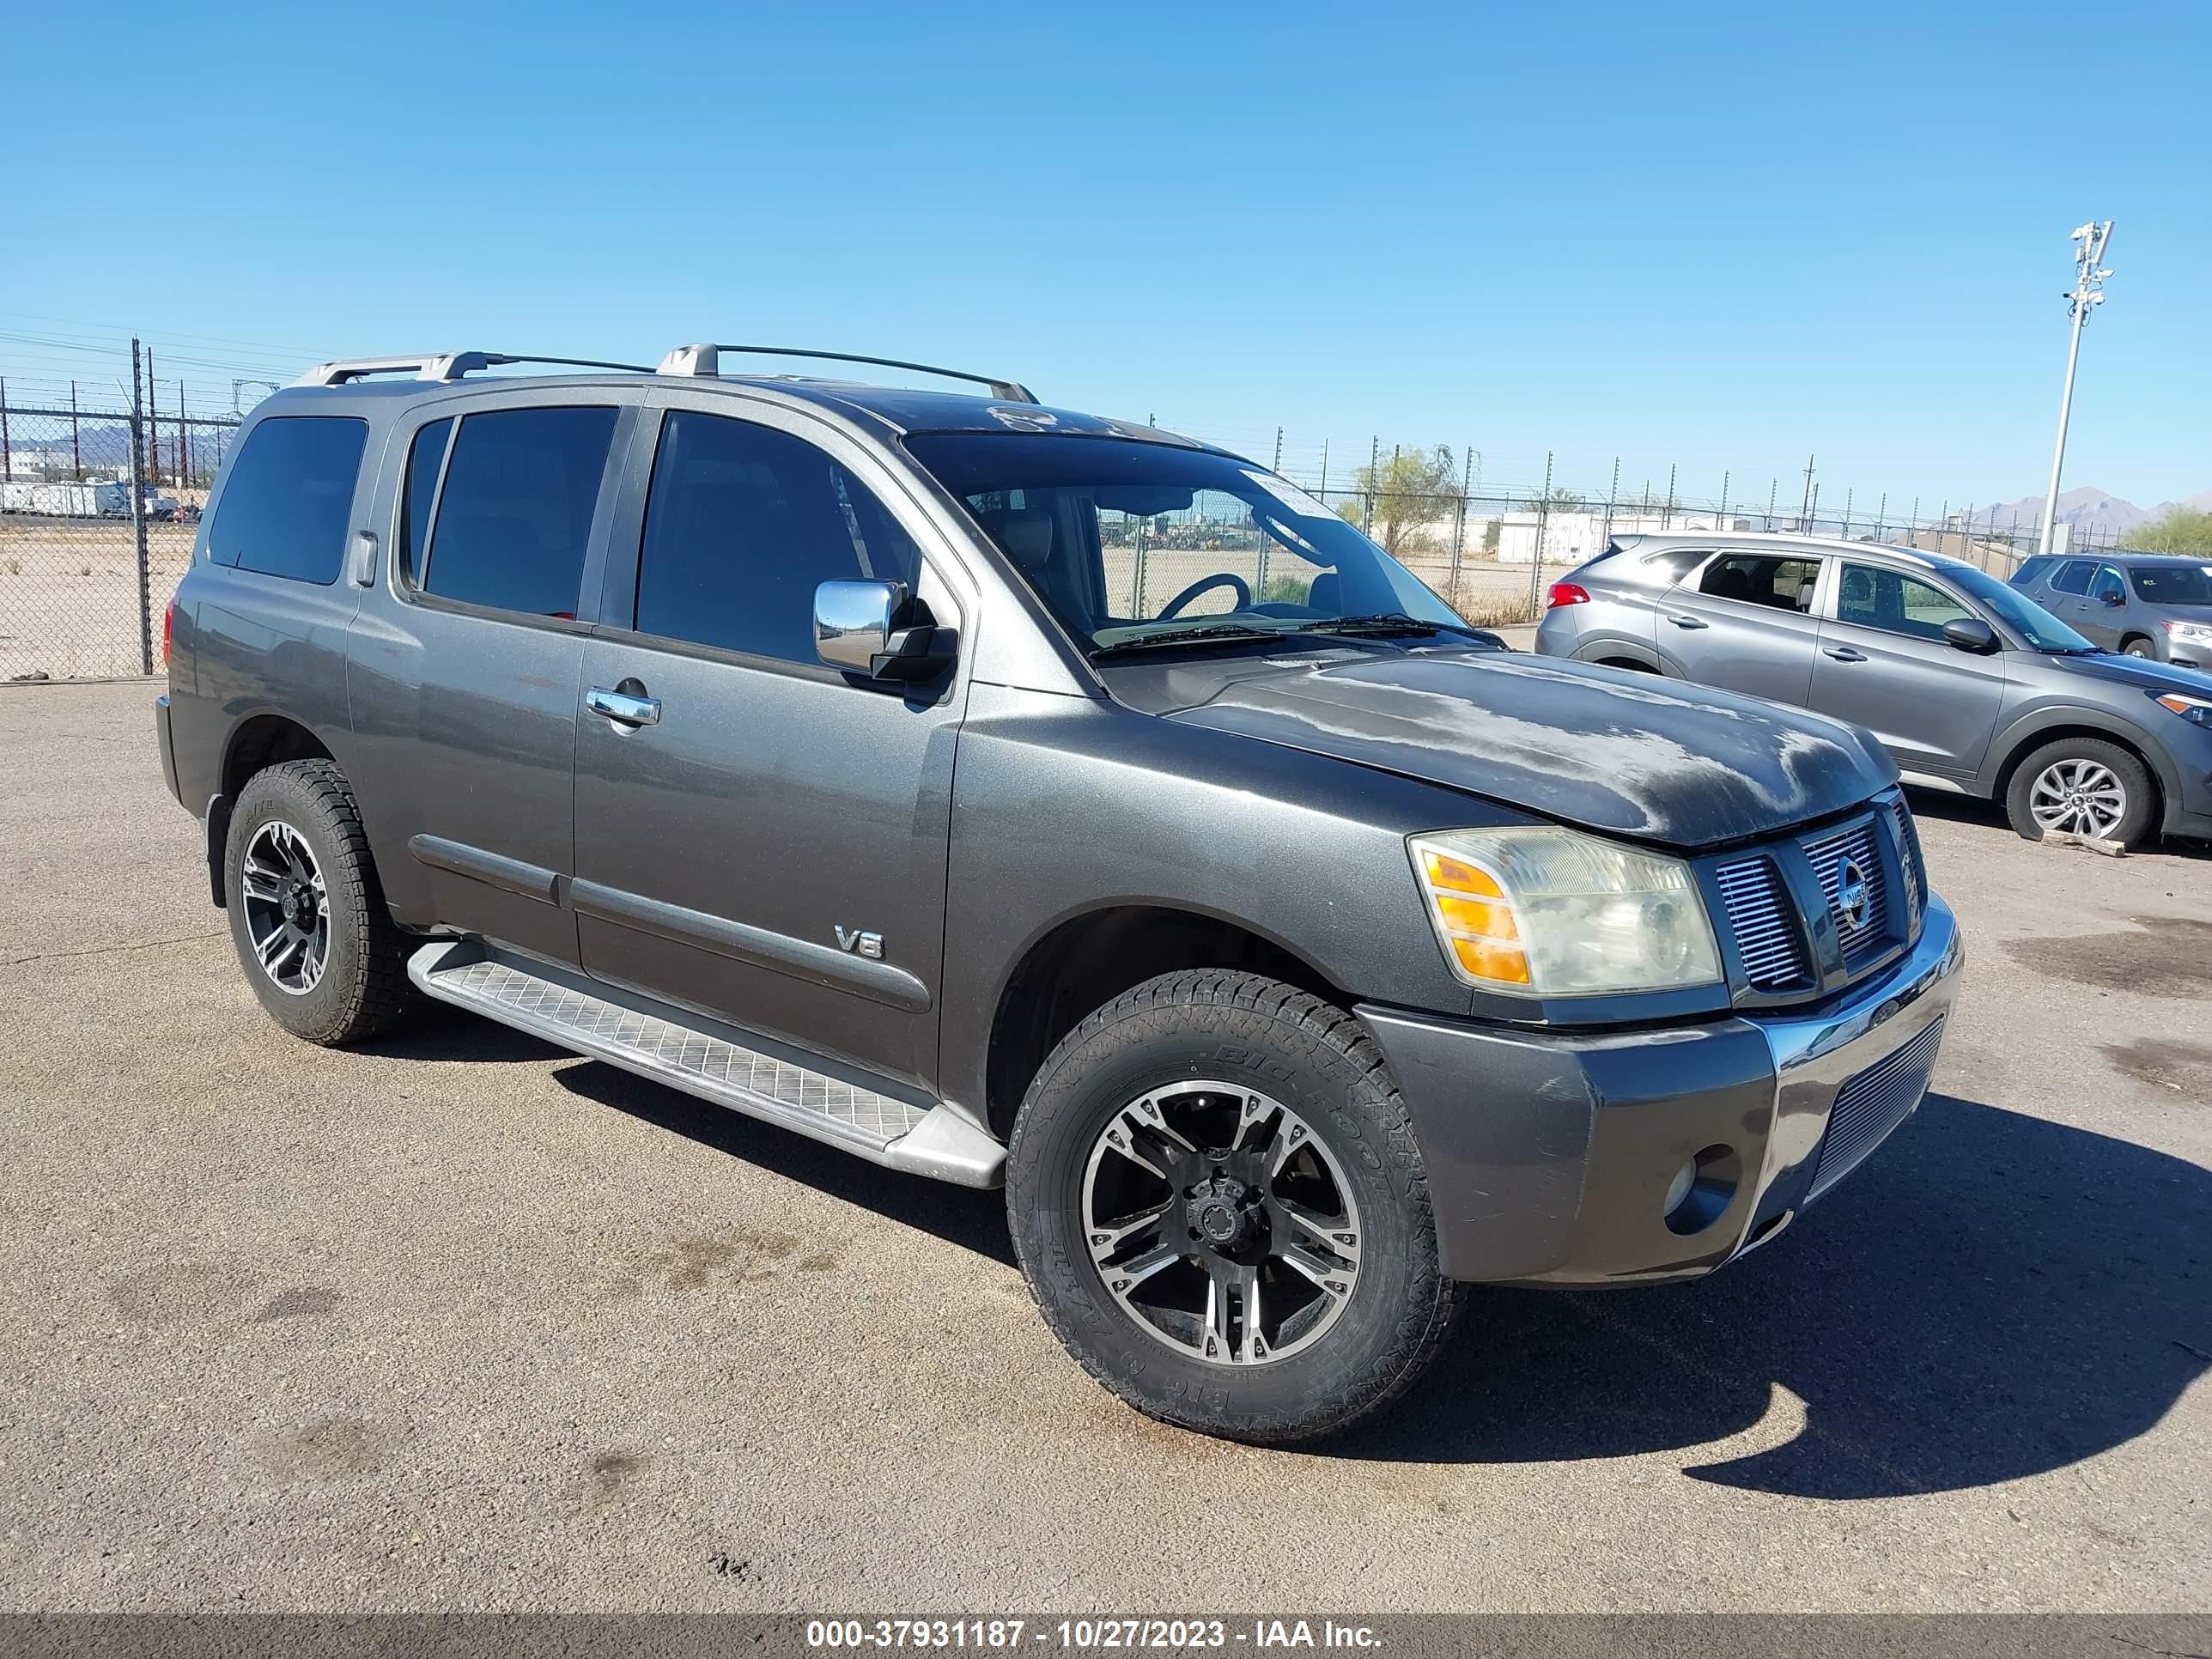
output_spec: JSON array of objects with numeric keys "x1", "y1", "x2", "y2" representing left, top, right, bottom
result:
[{"x1": 407, "y1": 940, "x2": 1005, "y2": 1188}]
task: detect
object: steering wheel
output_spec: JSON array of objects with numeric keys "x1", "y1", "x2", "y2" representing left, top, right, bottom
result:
[{"x1": 1157, "y1": 572, "x2": 1253, "y2": 621}]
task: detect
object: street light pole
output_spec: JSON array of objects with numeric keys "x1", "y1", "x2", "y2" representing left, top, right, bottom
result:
[{"x1": 2037, "y1": 220, "x2": 2114, "y2": 556}]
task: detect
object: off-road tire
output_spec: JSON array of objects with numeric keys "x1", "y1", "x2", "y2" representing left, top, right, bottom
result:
[
  {"x1": 1006, "y1": 969, "x2": 1464, "y2": 1443},
  {"x1": 225, "y1": 759, "x2": 417, "y2": 1044},
  {"x1": 2003, "y1": 736, "x2": 2159, "y2": 848}
]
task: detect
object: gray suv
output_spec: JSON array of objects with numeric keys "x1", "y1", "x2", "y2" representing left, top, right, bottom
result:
[
  {"x1": 156, "y1": 347, "x2": 1962, "y2": 1442},
  {"x1": 2010, "y1": 553, "x2": 2212, "y2": 668},
  {"x1": 1535, "y1": 531, "x2": 2212, "y2": 848}
]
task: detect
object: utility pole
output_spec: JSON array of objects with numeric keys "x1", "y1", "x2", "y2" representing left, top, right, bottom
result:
[
  {"x1": 1841, "y1": 487, "x2": 1853, "y2": 540},
  {"x1": 1363, "y1": 435, "x2": 1377, "y2": 533},
  {"x1": 1798, "y1": 454, "x2": 1815, "y2": 532},
  {"x1": 1662, "y1": 464, "x2": 1676, "y2": 529},
  {"x1": 130, "y1": 340, "x2": 153, "y2": 674},
  {"x1": 70, "y1": 381, "x2": 82, "y2": 478},
  {"x1": 146, "y1": 349, "x2": 161, "y2": 487},
  {"x1": 2037, "y1": 220, "x2": 2114, "y2": 556},
  {"x1": 179, "y1": 380, "x2": 191, "y2": 488},
  {"x1": 1530, "y1": 451, "x2": 1554, "y2": 608},
  {"x1": 1717, "y1": 470, "x2": 1729, "y2": 531},
  {"x1": 0, "y1": 377, "x2": 9, "y2": 482},
  {"x1": 1602, "y1": 457, "x2": 1619, "y2": 550},
  {"x1": 1765, "y1": 479, "x2": 1777, "y2": 532}
]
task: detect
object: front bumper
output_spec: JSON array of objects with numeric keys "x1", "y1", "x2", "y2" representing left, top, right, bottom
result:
[{"x1": 1359, "y1": 896, "x2": 1965, "y2": 1285}]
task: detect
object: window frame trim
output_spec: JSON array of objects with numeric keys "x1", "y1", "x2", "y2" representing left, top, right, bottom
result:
[
  {"x1": 597, "y1": 387, "x2": 971, "y2": 686},
  {"x1": 380, "y1": 385, "x2": 642, "y2": 632}
]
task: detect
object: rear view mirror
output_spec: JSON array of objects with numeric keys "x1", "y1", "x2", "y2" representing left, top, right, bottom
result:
[
  {"x1": 1942, "y1": 617, "x2": 2000, "y2": 654},
  {"x1": 815, "y1": 580, "x2": 956, "y2": 682}
]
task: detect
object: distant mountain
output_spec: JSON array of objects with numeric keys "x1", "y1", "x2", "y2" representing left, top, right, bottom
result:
[{"x1": 1965, "y1": 485, "x2": 2207, "y2": 542}]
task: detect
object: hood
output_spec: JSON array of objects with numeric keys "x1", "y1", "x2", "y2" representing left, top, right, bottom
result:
[
  {"x1": 2046, "y1": 649, "x2": 2212, "y2": 696},
  {"x1": 1154, "y1": 650, "x2": 1895, "y2": 849}
]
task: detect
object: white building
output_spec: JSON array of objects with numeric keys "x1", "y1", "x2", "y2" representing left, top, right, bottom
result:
[{"x1": 1493, "y1": 509, "x2": 1741, "y2": 565}]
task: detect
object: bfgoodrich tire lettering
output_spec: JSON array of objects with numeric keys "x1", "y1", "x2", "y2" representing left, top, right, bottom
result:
[
  {"x1": 224, "y1": 759, "x2": 417, "y2": 1045},
  {"x1": 1006, "y1": 969, "x2": 1463, "y2": 1443}
]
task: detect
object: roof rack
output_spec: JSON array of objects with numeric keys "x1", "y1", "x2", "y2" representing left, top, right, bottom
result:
[
  {"x1": 655, "y1": 343, "x2": 1036, "y2": 404},
  {"x1": 293, "y1": 352, "x2": 653, "y2": 387}
]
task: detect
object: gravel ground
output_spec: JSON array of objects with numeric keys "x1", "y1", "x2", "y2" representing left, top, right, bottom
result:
[{"x1": 0, "y1": 680, "x2": 2206, "y2": 1614}]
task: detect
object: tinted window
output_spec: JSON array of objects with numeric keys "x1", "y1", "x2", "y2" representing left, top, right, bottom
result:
[
  {"x1": 1698, "y1": 553, "x2": 1820, "y2": 611},
  {"x1": 2011, "y1": 556, "x2": 2053, "y2": 587},
  {"x1": 2050, "y1": 560, "x2": 2094, "y2": 595},
  {"x1": 2130, "y1": 563, "x2": 2212, "y2": 605},
  {"x1": 423, "y1": 406, "x2": 617, "y2": 617},
  {"x1": 206, "y1": 416, "x2": 367, "y2": 585},
  {"x1": 399, "y1": 417, "x2": 451, "y2": 584},
  {"x1": 1836, "y1": 563, "x2": 1972, "y2": 641},
  {"x1": 635, "y1": 411, "x2": 921, "y2": 663},
  {"x1": 1642, "y1": 547, "x2": 1711, "y2": 583},
  {"x1": 2090, "y1": 565, "x2": 2127, "y2": 604}
]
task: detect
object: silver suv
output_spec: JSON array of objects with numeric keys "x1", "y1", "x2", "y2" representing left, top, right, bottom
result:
[
  {"x1": 2009, "y1": 553, "x2": 2212, "y2": 668},
  {"x1": 1534, "y1": 530, "x2": 2212, "y2": 848}
]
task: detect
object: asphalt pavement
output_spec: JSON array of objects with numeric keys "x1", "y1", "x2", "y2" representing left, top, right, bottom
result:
[{"x1": 1, "y1": 680, "x2": 2206, "y2": 1613}]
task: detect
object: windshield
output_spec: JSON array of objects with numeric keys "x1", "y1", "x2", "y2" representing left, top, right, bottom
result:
[
  {"x1": 2130, "y1": 563, "x2": 2212, "y2": 605},
  {"x1": 1947, "y1": 563, "x2": 2095, "y2": 653},
  {"x1": 902, "y1": 434, "x2": 1472, "y2": 654}
]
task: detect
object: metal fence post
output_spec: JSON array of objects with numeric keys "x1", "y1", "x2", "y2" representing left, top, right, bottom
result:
[
  {"x1": 1530, "y1": 451, "x2": 1553, "y2": 610},
  {"x1": 129, "y1": 338, "x2": 153, "y2": 675},
  {"x1": 1602, "y1": 457, "x2": 1618, "y2": 550}
]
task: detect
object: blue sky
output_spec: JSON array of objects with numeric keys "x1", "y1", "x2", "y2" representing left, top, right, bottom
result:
[{"x1": 4, "y1": 0, "x2": 2206, "y2": 513}]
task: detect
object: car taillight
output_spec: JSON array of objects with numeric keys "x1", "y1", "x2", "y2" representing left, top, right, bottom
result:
[
  {"x1": 1546, "y1": 581, "x2": 1591, "y2": 608},
  {"x1": 161, "y1": 597, "x2": 175, "y2": 667}
]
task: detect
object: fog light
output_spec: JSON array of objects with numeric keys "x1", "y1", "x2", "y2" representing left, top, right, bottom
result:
[{"x1": 1662, "y1": 1144, "x2": 1742, "y2": 1236}]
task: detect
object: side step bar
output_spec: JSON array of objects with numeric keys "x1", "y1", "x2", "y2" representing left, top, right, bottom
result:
[{"x1": 408, "y1": 940, "x2": 1005, "y2": 1189}]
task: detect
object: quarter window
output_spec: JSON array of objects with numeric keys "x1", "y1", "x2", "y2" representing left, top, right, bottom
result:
[
  {"x1": 206, "y1": 416, "x2": 368, "y2": 585},
  {"x1": 1698, "y1": 554, "x2": 1820, "y2": 612},
  {"x1": 1835, "y1": 564, "x2": 1972, "y2": 642},
  {"x1": 399, "y1": 417, "x2": 452, "y2": 584},
  {"x1": 634, "y1": 410, "x2": 921, "y2": 664},
  {"x1": 2049, "y1": 560, "x2": 2094, "y2": 595},
  {"x1": 422, "y1": 406, "x2": 618, "y2": 617}
]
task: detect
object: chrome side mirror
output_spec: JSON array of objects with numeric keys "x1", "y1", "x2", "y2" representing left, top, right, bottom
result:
[{"x1": 815, "y1": 580, "x2": 957, "y2": 682}]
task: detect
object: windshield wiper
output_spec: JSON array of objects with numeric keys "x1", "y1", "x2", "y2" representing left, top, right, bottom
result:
[
  {"x1": 1089, "y1": 623, "x2": 1287, "y2": 659},
  {"x1": 1297, "y1": 612, "x2": 1494, "y2": 641}
]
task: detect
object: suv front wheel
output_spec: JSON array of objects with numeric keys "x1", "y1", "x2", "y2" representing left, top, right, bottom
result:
[
  {"x1": 2003, "y1": 736, "x2": 2158, "y2": 848},
  {"x1": 223, "y1": 759, "x2": 416, "y2": 1044},
  {"x1": 1006, "y1": 970, "x2": 1463, "y2": 1443}
]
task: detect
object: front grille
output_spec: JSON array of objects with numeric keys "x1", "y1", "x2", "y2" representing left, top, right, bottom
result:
[
  {"x1": 1807, "y1": 1015, "x2": 1945, "y2": 1200},
  {"x1": 1889, "y1": 797, "x2": 1923, "y2": 922},
  {"x1": 1713, "y1": 854, "x2": 1808, "y2": 989},
  {"x1": 1803, "y1": 819, "x2": 1889, "y2": 959}
]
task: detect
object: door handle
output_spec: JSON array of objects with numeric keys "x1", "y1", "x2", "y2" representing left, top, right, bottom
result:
[
  {"x1": 1824, "y1": 647, "x2": 1868, "y2": 663},
  {"x1": 1666, "y1": 614, "x2": 1709, "y2": 629},
  {"x1": 586, "y1": 686, "x2": 660, "y2": 726}
]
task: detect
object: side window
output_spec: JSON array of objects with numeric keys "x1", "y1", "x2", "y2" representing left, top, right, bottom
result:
[
  {"x1": 1835, "y1": 563, "x2": 1972, "y2": 641},
  {"x1": 1698, "y1": 553, "x2": 1820, "y2": 612},
  {"x1": 634, "y1": 410, "x2": 921, "y2": 664},
  {"x1": 398, "y1": 417, "x2": 452, "y2": 585},
  {"x1": 2011, "y1": 556, "x2": 2051, "y2": 586},
  {"x1": 2090, "y1": 565, "x2": 2128, "y2": 604},
  {"x1": 205, "y1": 416, "x2": 368, "y2": 585},
  {"x1": 422, "y1": 406, "x2": 618, "y2": 617},
  {"x1": 1642, "y1": 547, "x2": 1711, "y2": 584},
  {"x1": 2050, "y1": 560, "x2": 2094, "y2": 595}
]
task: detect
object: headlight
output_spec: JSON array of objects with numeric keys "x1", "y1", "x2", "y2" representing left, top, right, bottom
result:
[
  {"x1": 2163, "y1": 620, "x2": 2212, "y2": 643},
  {"x1": 2154, "y1": 690, "x2": 2212, "y2": 726},
  {"x1": 1408, "y1": 827, "x2": 1723, "y2": 997}
]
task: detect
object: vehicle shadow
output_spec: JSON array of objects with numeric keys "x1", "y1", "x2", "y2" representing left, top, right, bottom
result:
[
  {"x1": 548, "y1": 1057, "x2": 1015, "y2": 1267},
  {"x1": 427, "y1": 1020, "x2": 2208, "y2": 1498},
  {"x1": 1339, "y1": 1091, "x2": 2212, "y2": 1498},
  {"x1": 1904, "y1": 786, "x2": 2212, "y2": 860}
]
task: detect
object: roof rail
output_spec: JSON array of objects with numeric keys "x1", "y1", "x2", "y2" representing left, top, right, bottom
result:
[
  {"x1": 655, "y1": 343, "x2": 1036, "y2": 404},
  {"x1": 293, "y1": 352, "x2": 652, "y2": 387}
]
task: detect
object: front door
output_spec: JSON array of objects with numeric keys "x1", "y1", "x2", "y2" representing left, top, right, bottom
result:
[
  {"x1": 1657, "y1": 550, "x2": 1827, "y2": 706},
  {"x1": 1810, "y1": 561, "x2": 2006, "y2": 778},
  {"x1": 570, "y1": 400, "x2": 968, "y2": 1090},
  {"x1": 346, "y1": 393, "x2": 635, "y2": 965}
]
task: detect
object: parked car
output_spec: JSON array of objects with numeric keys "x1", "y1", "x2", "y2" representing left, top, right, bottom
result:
[
  {"x1": 2010, "y1": 552, "x2": 2212, "y2": 669},
  {"x1": 157, "y1": 348, "x2": 1963, "y2": 1443},
  {"x1": 1535, "y1": 531, "x2": 2212, "y2": 848}
]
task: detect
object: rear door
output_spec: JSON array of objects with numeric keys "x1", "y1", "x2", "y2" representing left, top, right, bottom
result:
[
  {"x1": 2039, "y1": 558, "x2": 2097, "y2": 634},
  {"x1": 1656, "y1": 549, "x2": 1828, "y2": 706},
  {"x1": 345, "y1": 389, "x2": 638, "y2": 964},
  {"x1": 1810, "y1": 560, "x2": 2004, "y2": 778},
  {"x1": 568, "y1": 394, "x2": 970, "y2": 1090}
]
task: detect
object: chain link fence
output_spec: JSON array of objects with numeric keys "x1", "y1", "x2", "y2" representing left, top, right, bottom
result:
[
  {"x1": 0, "y1": 388, "x2": 239, "y2": 681},
  {"x1": 0, "y1": 365, "x2": 2128, "y2": 681}
]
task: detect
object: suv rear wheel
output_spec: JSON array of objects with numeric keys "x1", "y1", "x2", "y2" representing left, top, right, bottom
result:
[
  {"x1": 1006, "y1": 969, "x2": 1463, "y2": 1443},
  {"x1": 2004, "y1": 736, "x2": 2158, "y2": 847},
  {"x1": 224, "y1": 759, "x2": 416, "y2": 1044}
]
